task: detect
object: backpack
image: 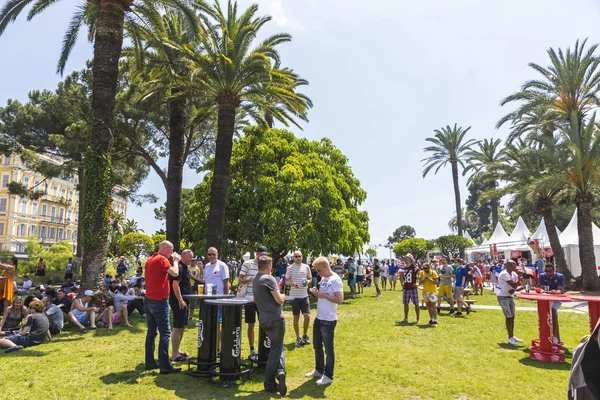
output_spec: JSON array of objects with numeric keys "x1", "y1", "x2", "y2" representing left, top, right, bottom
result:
[{"x1": 568, "y1": 319, "x2": 600, "y2": 400}]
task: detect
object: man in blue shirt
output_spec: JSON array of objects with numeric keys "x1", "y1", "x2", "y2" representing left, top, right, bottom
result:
[
  {"x1": 388, "y1": 262, "x2": 399, "y2": 290},
  {"x1": 537, "y1": 263, "x2": 565, "y2": 344},
  {"x1": 452, "y1": 261, "x2": 471, "y2": 316}
]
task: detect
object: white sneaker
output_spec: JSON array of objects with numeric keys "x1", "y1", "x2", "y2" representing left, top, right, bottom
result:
[
  {"x1": 508, "y1": 337, "x2": 517, "y2": 345},
  {"x1": 249, "y1": 349, "x2": 258, "y2": 361},
  {"x1": 512, "y1": 336, "x2": 523, "y2": 343},
  {"x1": 305, "y1": 369, "x2": 323, "y2": 378},
  {"x1": 316, "y1": 375, "x2": 333, "y2": 385}
]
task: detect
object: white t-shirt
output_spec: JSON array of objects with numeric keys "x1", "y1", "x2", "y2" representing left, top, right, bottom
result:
[
  {"x1": 23, "y1": 280, "x2": 33, "y2": 289},
  {"x1": 316, "y1": 273, "x2": 343, "y2": 321},
  {"x1": 239, "y1": 260, "x2": 259, "y2": 296},
  {"x1": 204, "y1": 260, "x2": 230, "y2": 294},
  {"x1": 473, "y1": 267, "x2": 483, "y2": 279},
  {"x1": 381, "y1": 264, "x2": 389, "y2": 277},
  {"x1": 286, "y1": 263, "x2": 311, "y2": 298},
  {"x1": 357, "y1": 264, "x2": 364, "y2": 276},
  {"x1": 497, "y1": 270, "x2": 518, "y2": 297}
]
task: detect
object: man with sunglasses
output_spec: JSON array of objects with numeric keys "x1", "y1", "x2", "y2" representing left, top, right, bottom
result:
[{"x1": 537, "y1": 263, "x2": 565, "y2": 344}]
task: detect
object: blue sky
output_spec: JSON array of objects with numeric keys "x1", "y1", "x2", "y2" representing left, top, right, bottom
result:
[{"x1": 2, "y1": 0, "x2": 600, "y2": 258}]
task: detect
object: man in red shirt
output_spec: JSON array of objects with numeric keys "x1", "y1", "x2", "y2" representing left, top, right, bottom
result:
[{"x1": 144, "y1": 241, "x2": 180, "y2": 374}]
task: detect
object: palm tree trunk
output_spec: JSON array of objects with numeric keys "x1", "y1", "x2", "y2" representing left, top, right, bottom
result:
[
  {"x1": 206, "y1": 104, "x2": 237, "y2": 252},
  {"x1": 81, "y1": 0, "x2": 124, "y2": 291},
  {"x1": 576, "y1": 196, "x2": 600, "y2": 291},
  {"x1": 491, "y1": 195, "x2": 499, "y2": 228},
  {"x1": 538, "y1": 198, "x2": 572, "y2": 284},
  {"x1": 165, "y1": 94, "x2": 187, "y2": 253},
  {"x1": 451, "y1": 162, "x2": 464, "y2": 257},
  {"x1": 75, "y1": 165, "x2": 84, "y2": 275}
]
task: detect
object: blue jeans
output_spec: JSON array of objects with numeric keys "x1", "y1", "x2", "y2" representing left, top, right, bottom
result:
[
  {"x1": 144, "y1": 298, "x2": 171, "y2": 371},
  {"x1": 260, "y1": 318, "x2": 286, "y2": 390},
  {"x1": 313, "y1": 318, "x2": 337, "y2": 379}
]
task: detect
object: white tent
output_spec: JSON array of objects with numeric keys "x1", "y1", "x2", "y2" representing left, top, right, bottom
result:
[
  {"x1": 487, "y1": 222, "x2": 511, "y2": 244},
  {"x1": 558, "y1": 210, "x2": 600, "y2": 277},
  {"x1": 463, "y1": 231, "x2": 475, "y2": 244},
  {"x1": 481, "y1": 237, "x2": 488, "y2": 245},
  {"x1": 530, "y1": 217, "x2": 561, "y2": 246},
  {"x1": 509, "y1": 217, "x2": 531, "y2": 242}
]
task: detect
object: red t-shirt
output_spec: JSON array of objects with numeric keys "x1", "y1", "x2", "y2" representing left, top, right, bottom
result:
[{"x1": 144, "y1": 253, "x2": 172, "y2": 301}]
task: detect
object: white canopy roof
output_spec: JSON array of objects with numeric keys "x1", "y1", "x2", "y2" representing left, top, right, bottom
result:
[
  {"x1": 559, "y1": 210, "x2": 600, "y2": 246},
  {"x1": 509, "y1": 217, "x2": 531, "y2": 241},
  {"x1": 463, "y1": 231, "x2": 475, "y2": 244},
  {"x1": 481, "y1": 237, "x2": 488, "y2": 245},
  {"x1": 487, "y1": 222, "x2": 511, "y2": 244},
  {"x1": 530, "y1": 217, "x2": 561, "y2": 245}
]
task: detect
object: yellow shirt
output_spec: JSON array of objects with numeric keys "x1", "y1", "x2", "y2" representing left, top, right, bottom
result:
[
  {"x1": 419, "y1": 270, "x2": 439, "y2": 293},
  {"x1": 189, "y1": 265, "x2": 201, "y2": 286}
]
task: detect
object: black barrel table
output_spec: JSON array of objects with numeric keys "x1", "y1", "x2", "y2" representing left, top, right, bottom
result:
[
  {"x1": 204, "y1": 297, "x2": 253, "y2": 383},
  {"x1": 249, "y1": 295, "x2": 295, "y2": 367},
  {"x1": 183, "y1": 294, "x2": 235, "y2": 377}
]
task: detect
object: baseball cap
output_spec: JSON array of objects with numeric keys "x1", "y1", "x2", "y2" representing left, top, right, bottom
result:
[
  {"x1": 405, "y1": 253, "x2": 415, "y2": 262},
  {"x1": 256, "y1": 246, "x2": 269, "y2": 255},
  {"x1": 84, "y1": 290, "x2": 94, "y2": 297}
]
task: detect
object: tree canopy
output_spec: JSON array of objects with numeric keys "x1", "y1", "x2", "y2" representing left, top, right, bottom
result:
[
  {"x1": 183, "y1": 127, "x2": 369, "y2": 259},
  {"x1": 435, "y1": 235, "x2": 473, "y2": 258},
  {"x1": 393, "y1": 238, "x2": 429, "y2": 260},
  {"x1": 387, "y1": 225, "x2": 416, "y2": 244}
]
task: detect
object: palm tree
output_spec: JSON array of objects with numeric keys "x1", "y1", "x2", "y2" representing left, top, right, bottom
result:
[
  {"x1": 448, "y1": 208, "x2": 480, "y2": 236},
  {"x1": 536, "y1": 114, "x2": 600, "y2": 290},
  {"x1": 123, "y1": 219, "x2": 142, "y2": 234},
  {"x1": 422, "y1": 124, "x2": 477, "y2": 240},
  {"x1": 0, "y1": 0, "x2": 199, "y2": 290},
  {"x1": 497, "y1": 39, "x2": 600, "y2": 142},
  {"x1": 464, "y1": 138, "x2": 507, "y2": 227},
  {"x1": 188, "y1": 1, "x2": 312, "y2": 252},
  {"x1": 499, "y1": 140, "x2": 572, "y2": 282}
]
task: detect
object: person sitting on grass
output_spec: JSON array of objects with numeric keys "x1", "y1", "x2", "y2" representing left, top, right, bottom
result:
[
  {"x1": 0, "y1": 296, "x2": 28, "y2": 335},
  {"x1": 61, "y1": 279, "x2": 75, "y2": 293},
  {"x1": 42, "y1": 292, "x2": 63, "y2": 339},
  {"x1": 67, "y1": 290, "x2": 99, "y2": 333},
  {"x1": 107, "y1": 286, "x2": 136, "y2": 328},
  {"x1": 0, "y1": 299, "x2": 49, "y2": 354},
  {"x1": 24, "y1": 286, "x2": 44, "y2": 307},
  {"x1": 53, "y1": 289, "x2": 72, "y2": 316},
  {"x1": 108, "y1": 280, "x2": 119, "y2": 294},
  {"x1": 17, "y1": 275, "x2": 33, "y2": 295}
]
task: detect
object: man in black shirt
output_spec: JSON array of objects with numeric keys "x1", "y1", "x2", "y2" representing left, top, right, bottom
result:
[{"x1": 169, "y1": 249, "x2": 193, "y2": 362}]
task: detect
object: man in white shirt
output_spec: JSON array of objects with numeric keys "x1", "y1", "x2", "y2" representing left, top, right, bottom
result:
[
  {"x1": 497, "y1": 260, "x2": 524, "y2": 345},
  {"x1": 305, "y1": 257, "x2": 343, "y2": 386},
  {"x1": 239, "y1": 245, "x2": 268, "y2": 360},
  {"x1": 202, "y1": 247, "x2": 230, "y2": 351},
  {"x1": 286, "y1": 250, "x2": 312, "y2": 346},
  {"x1": 381, "y1": 262, "x2": 389, "y2": 291},
  {"x1": 356, "y1": 261, "x2": 365, "y2": 294}
]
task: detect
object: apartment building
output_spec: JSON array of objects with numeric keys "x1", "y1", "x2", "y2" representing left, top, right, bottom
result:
[{"x1": 0, "y1": 153, "x2": 127, "y2": 256}]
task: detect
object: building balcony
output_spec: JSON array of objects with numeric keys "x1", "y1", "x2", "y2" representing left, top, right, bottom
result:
[
  {"x1": 40, "y1": 194, "x2": 71, "y2": 206},
  {"x1": 5, "y1": 211, "x2": 73, "y2": 226}
]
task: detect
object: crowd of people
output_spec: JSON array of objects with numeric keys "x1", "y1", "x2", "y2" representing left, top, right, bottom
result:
[{"x1": 0, "y1": 242, "x2": 566, "y2": 396}]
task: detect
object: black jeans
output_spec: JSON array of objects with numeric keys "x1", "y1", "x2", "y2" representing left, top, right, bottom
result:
[
  {"x1": 127, "y1": 298, "x2": 145, "y2": 317},
  {"x1": 313, "y1": 318, "x2": 337, "y2": 379},
  {"x1": 260, "y1": 318, "x2": 286, "y2": 390}
]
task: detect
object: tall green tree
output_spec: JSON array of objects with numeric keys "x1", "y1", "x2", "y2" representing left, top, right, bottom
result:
[
  {"x1": 537, "y1": 115, "x2": 600, "y2": 290},
  {"x1": 435, "y1": 235, "x2": 473, "y2": 259},
  {"x1": 422, "y1": 124, "x2": 477, "y2": 241},
  {"x1": 465, "y1": 176, "x2": 492, "y2": 238},
  {"x1": 393, "y1": 238, "x2": 429, "y2": 260},
  {"x1": 0, "y1": 0, "x2": 199, "y2": 290},
  {"x1": 448, "y1": 208, "x2": 480, "y2": 237},
  {"x1": 464, "y1": 138, "x2": 507, "y2": 227},
  {"x1": 183, "y1": 127, "x2": 369, "y2": 261},
  {"x1": 187, "y1": 1, "x2": 312, "y2": 252},
  {"x1": 387, "y1": 225, "x2": 416, "y2": 245}
]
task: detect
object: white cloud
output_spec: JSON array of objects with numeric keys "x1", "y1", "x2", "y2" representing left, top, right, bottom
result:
[{"x1": 264, "y1": 0, "x2": 288, "y2": 26}]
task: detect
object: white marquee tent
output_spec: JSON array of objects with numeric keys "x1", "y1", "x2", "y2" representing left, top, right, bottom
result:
[{"x1": 558, "y1": 210, "x2": 600, "y2": 277}]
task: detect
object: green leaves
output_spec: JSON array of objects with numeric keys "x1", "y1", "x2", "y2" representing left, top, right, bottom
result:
[{"x1": 393, "y1": 238, "x2": 429, "y2": 260}]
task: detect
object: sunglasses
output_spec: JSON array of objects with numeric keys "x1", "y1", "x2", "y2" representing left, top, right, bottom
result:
[
  {"x1": 207, "y1": 253, "x2": 217, "y2": 256},
  {"x1": 294, "y1": 256, "x2": 302, "y2": 258}
]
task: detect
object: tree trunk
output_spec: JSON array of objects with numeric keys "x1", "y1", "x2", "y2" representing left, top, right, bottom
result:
[
  {"x1": 206, "y1": 103, "x2": 237, "y2": 253},
  {"x1": 538, "y1": 198, "x2": 572, "y2": 284},
  {"x1": 451, "y1": 162, "x2": 464, "y2": 257},
  {"x1": 490, "y1": 195, "x2": 499, "y2": 228},
  {"x1": 75, "y1": 165, "x2": 84, "y2": 275},
  {"x1": 165, "y1": 94, "x2": 187, "y2": 253},
  {"x1": 576, "y1": 196, "x2": 600, "y2": 291},
  {"x1": 81, "y1": 0, "x2": 124, "y2": 291}
]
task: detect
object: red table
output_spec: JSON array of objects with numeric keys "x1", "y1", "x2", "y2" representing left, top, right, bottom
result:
[
  {"x1": 517, "y1": 293, "x2": 572, "y2": 363},
  {"x1": 570, "y1": 295, "x2": 600, "y2": 333}
]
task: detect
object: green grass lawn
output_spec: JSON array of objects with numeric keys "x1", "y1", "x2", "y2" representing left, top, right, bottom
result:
[{"x1": 0, "y1": 286, "x2": 590, "y2": 400}]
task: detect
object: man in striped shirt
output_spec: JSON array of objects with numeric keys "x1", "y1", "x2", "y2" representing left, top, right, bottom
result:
[{"x1": 286, "y1": 251, "x2": 313, "y2": 346}]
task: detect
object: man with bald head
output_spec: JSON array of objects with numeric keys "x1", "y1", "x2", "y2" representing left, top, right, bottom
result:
[{"x1": 144, "y1": 241, "x2": 181, "y2": 374}]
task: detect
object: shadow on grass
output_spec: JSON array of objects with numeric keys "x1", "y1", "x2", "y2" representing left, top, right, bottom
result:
[
  {"x1": 394, "y1": 321, "x2": 417, "y2": 327},
  {"x1": 99, "y1": 363, "x2": 149, "y2": 385},
  {"x1": 234, "y1": 378, "x2": 327, "y2": 399},
  {"x1": 518, "y1": 357, "x2": 572, "y2": 370}
]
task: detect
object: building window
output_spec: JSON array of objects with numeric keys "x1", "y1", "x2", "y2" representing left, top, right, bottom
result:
[
  {"x1": 23, "y1": 176, "x2": 29, "y2": 189},
  {"x1": 0, "y1": 198, "x2": 6, "y2": 212},
  {"x1": 59, "y1": 208, "x2": 64, "y2": 221},
  {"x1": 67, "y1": 209, "x2": 72, "y2": 221},
  {"x1": 61, "y1": 188, "x2": 66, "y2": 199},
  {"x1": 17, "y1": 223, "x2": 27, "y2": 237},
  {"x1": 4, "y1": 156, "x2": 10, "y2": 165},
  {"x1": 21, "y1": 199, "x2": 27, "y2": 214},
  {"x1": 29, "y1": 225, "x2": 37, "y2": 236},
  {"x1": 0, "y1": 222, "x2": 4, "y2": 235},
  {"x1": 51, "y1": 206, "x2": 56, "y2": 220},
  {"x1": 74, "y1": 229, "x2": 77, "y2": 239},
  {"x1": 34, "y1": 179, "x2": 40, "y2": 190},
  {"x1": 41, "y1": 204, "x2": 47, "y2": 216},
  {"x1": 69, "y1": 190, "x2": 73, "y2": 200},
  {"x1": 44, "y1": 182, "x2": 48, "y2": 194},
  {"x1": 52, "y1": 185, "x2": 58, "y2": 196},
  {"x1": 40, "y1": 226, "x2": 47, "y2": 239},
  {"x1": 66, "y1": 230, "x2": 72, "y2": 240},
  {"x1": 75, "y1": 211, "x2": 79, "y2": 221},
  {"x1": 58, "y1": 228, "x2": 64, "y2": 240},
  {"x1": 2, "y1": 175, "x2": 9, "y2": 188},
  {"x1": 48, "y1": 227, "x2": 56, "y2": 239},
  {"x1": 32, "y1": 202, "x2": 38, "y2": 216}
]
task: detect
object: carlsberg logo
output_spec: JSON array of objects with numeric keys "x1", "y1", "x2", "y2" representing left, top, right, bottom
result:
[
  {"x1": 264, "y1": 336, "x2": 271, "y2": 349},
  {"x1": 232, "y1": 327, "x2": 241, "y2": 357},
  {"x1": 196, "y1": 320, "x2": 204, "y2": 348}
]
